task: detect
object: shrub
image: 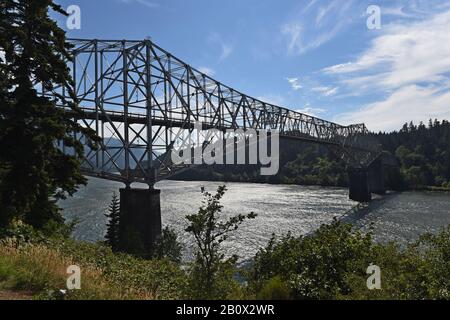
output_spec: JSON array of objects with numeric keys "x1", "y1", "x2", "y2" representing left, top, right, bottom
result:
[
  {"x1": 185, "y1": 185, "x2": 256, "y2": 299},
  {"x1": 249, "y1": 220, "x2": 373, "y2": 299},
  {"x1": 249, "y1": 220, "x2": 450, "y2": 300},
  {"x1": 256, "y1": 276, "x2": 292, "y2": 300},
  {"x1": 0, "y1": 220, "x2": 43, "y2": 244},
  {"x1": 152, "y1": 227, "x2": 183, "y2": 263}
]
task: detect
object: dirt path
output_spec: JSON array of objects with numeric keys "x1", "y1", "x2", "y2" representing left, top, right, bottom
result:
[{"x1": 0, "y1": 290, "x2": 34, "y2": 300}]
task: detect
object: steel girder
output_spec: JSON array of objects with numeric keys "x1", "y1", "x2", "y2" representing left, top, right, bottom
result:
[{"x1": 44, "y1": 38, "x2": 381, "y2": 186}]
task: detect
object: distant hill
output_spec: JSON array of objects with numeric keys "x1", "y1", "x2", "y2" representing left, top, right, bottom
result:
[{"x1": 174, "y1": 119, "x2": 450, "y2": 191}]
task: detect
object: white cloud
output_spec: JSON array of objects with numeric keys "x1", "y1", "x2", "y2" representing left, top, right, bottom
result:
[
  {"x1": 119, "y1": 0, "x2": 160, "y2": 8},
  {"x1": 382, "y1": 6, "x2": 413, "y2": 18},
  {"x1": 281, "y1": 0, "x2": 355, "y2": 55},
  {"x1": 324, "y1": 8, "x2": 450, "y2": 131},
  {"x1": 315, "y1": 0, "x2": 340, "y2": 26},
  {"x1": 282, "y1": 21, "x2": 346, "y2": 55},
  {"x1": 208, "y1": 33, "x2": 233, "y2": 61},
  {"x1": 286, "y1": 77, "x2": 302, "y2": 90},
  {"x1": 304, "y1": 0, "x2": 319, "y2": 12},
  {"x1": 311, "y1": 86, "x2": 339, "y2": 97},
  {"x1": 282, "y1": 23, "x2": 303, "y2": 55},
  {"x1": 296, "y1": 104, "x2": 326, "y2": 117},
  {"x1": 257, "y1": 94, "x2": 286, "y2": 106},
  {"x1": 334, "y1": 85, "x2": 450, "y2": 132},
  {"x1": 324, "y1": 10, "x2": 450, "y2": 90},
  {"x1": 219, "y1": 45, "x2": 233, "y2": 60},
  {"x1": 197, "y1": 66, "x2": 215, "y2": 77}
]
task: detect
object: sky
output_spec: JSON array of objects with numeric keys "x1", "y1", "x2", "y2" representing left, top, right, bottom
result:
[{"x1": 54, "y1": 0, "x2": 450, "y2": 132}]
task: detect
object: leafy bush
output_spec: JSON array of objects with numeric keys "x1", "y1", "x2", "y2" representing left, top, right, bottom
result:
[
  {"x1": 256, "y1": 276, "x2": 292, "y2": 300},
  {"x1": 185, "y1": 185, "x2": 256, "y2": 299},
  {"x1": 0, "y1": 218, "x2": 77, "y2": 247},
  {"x1": 152, "y1": 227, "x2": 183, "y2": 263},
  {"x1": 249, "y1": 220, "x2": 373, "y2": 299},
  {"x1": 0, "y1": 220, "x2": 43, "y2": 244},
  {"x1": 2, "y1": 208, "x2": 449, "y2": 300},
  {"x1": 249, "y1": 220, "x2": 450, "y2": 300}
]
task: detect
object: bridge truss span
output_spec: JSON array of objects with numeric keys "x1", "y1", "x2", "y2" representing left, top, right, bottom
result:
[{"x1": 45, "y1": 38, "x2": 381, "y2": 186}]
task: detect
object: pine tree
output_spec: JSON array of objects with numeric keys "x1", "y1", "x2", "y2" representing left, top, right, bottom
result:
[
  {"x1": 105, "y1": 193, "x2": 121, "y2": 251},
  {"x1": 0, "y1": 1, "x2": 98, "y2": 229}
]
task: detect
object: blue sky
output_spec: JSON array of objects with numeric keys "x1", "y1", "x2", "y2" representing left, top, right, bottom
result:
[{"x1": 54, "y1": 0, "x2": 450, "y2": 132}]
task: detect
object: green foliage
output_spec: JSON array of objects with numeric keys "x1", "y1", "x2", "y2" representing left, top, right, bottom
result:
[
  {"x1": 117, "y1": 227, "x2": 146, "y2": 257},
  {"x1": 185, "y1": 185, "x2": 257, "y2": 299},
  {"x1": 174, "y1": 143, "x2": 349, "y2": 188},
  {"x1": 0, "y1": 238, "x2": 188, "y2": 299},
  {"x1": 256, "y1": 276, "x2": 292, "y2": 300},
  {"x1": 0, "y1": 219, "x2": 43, "y2": 244},
  {"x1": 48, "y1": 239, "x2": 187, "y2": 299},
  {"x1": 414, "y1": 226, "x2": 450, "y2": 299},
  {"x1": 249, "y1": 220, "x2": 373, "y2": 299},
  {"x1": 0, "y1": 218, "x2": 76, "y2": 245},
  {"x1": 175, "y1": 119, "x2": 450, "y2": 192},
  {"x1": 378, "y1": 119, "x2": 450, "y2": 190},
  {"x1": 283, "y1": 146, "x2": 348, "y2": 187},
  {"x1": 152, "y1": 226, "x2": 183, "y2": 263},
  {"x1": 1, "y1": 217, "x2": 450, "y2": 300},
  {"x1": 0, "y1": 0, "x2": 99, "y2": 230},
  {"x1": 104, "y1": 193, "x2": 120, "y2": 251},
  {"x1": 249, "y1": 220, "x2": 450, "y2": 300}
]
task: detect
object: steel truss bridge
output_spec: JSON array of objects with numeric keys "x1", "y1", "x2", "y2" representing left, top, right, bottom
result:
[{"x1": 44, "y1": 38, "x2": 382, "y2": 187}]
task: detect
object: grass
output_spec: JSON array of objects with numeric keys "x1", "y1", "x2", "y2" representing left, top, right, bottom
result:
[
  {"x1": 0, "y1": 239, "x2": 187, "y2": 300},
  {"x1": 424, "y1": 186, "x2": 450, "y2": 192},
  {"x1": 1, "y1": 219, "x2": 449, "y2": 300}
]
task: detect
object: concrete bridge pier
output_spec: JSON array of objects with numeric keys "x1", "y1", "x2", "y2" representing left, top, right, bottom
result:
[
  {"x1": 348, "y1": 168, "x2": 372, "y2": 203},
  {"x1": 368, "y1": 157, "x2": 386, "y2": 195},
  {"x1": 119, "y1": 188, "x2": 162, "y2": 257}
]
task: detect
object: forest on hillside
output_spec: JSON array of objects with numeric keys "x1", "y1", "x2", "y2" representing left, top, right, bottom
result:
[
  {"x1": 173, "y1": 119, "x2": 450, "y2": 191},
  {"x1": 376, "y1": 119, "x2": 450, "y2": 189}
]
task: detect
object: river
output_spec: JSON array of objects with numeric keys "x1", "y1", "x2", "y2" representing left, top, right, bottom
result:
[{"x1": 60, "y1": 178, "x2": 450, "y2": 262}]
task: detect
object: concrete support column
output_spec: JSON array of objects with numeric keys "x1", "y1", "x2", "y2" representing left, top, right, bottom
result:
[
  {"x1": 368, "y1": 158, "x2": 386, "y2": 195},
  {"x1": 119, "y1": 188, "x2": 162, "y2": 257},
  {"x1": 348, "y1": 168, "x2": 372, "y2": 203}
]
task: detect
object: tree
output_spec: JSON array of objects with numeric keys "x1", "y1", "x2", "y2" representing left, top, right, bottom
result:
[
  {"x1": 401, "y1": 123, "x2": 409, "y2": 133},
  {"x1": 105, "y1": 192, "x2": 120, "y2": 251},
  {"x1": 0, "y1": 1, "x2": 98, "y2": 229},
  {"x1": 185, "y1": 185, "x2": 257, "y2": 299},
  {"x1": 152, "y1": 226, "x2": 183, "y2": 263},
  {"x1": 249, "y1": 220, "x2": 375, "y2": 299}
]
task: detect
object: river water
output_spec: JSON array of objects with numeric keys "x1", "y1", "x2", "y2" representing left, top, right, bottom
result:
[{"x1": 60, "y1": 178, "x2": 450, "y2": 262}]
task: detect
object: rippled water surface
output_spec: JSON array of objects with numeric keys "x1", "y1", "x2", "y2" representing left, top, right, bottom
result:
[{"x1": 60, "y1": 178, "x2": 450, "y2": 261}]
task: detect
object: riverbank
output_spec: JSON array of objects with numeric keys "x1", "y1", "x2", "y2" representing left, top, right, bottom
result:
[
  {"x1": 0, "y1": 238, "x2": 186, "y2": 300},
  {"x1": 1, "y1": 218, "x2": 449, "y2": 300},
  {"x1": 176, "y1": 175, "x2": 450, "y2": 194}
]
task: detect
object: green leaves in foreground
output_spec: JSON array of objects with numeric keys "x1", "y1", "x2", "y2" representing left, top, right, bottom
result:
[
  {"x1": 249, "y1": 220, "x2": 450, "y2": 300},
  {"x1": 185, "y1": 185, "x2": 257, "y2": 299}
]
